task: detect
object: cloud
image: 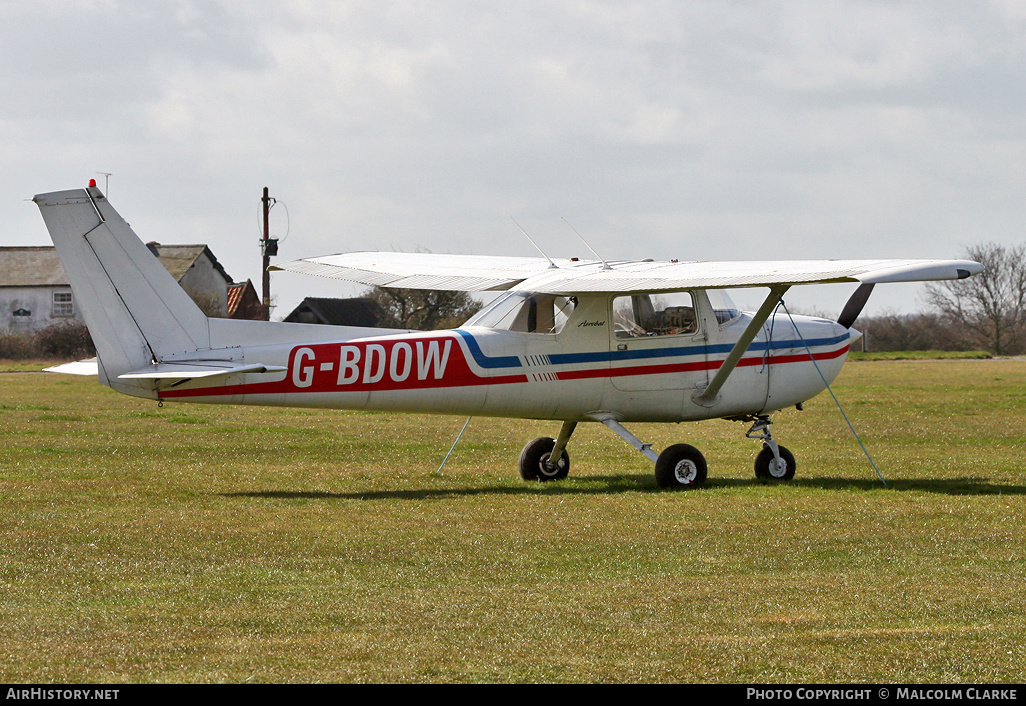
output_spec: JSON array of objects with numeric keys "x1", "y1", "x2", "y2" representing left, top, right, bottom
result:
[{"x1": 3, "y1": 1, "x2": 1025, "y2": 316}]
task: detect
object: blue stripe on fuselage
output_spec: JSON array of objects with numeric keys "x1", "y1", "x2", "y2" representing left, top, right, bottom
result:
[
  {"x1": 453, "y1": 329, "x2": 523, "y2": 368},
  {"x1": 455, "y1": 328, "x2": 850, "y2": 371}
]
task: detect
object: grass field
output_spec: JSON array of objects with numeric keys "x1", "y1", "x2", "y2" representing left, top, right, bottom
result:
[
  {"x1": 849, "y1": 350, "x2": 993, "y2": 361},
  {"x1": 847, "y1": 349, "x2": 993, "y2": 361},
  {"x1": 1, "y1": 359, "x2": 1024, "y2": 683}
]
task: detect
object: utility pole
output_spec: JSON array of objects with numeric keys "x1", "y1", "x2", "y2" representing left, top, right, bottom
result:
[{"x1": 260, "y1": 187, "x2": 278, "y2": 321}]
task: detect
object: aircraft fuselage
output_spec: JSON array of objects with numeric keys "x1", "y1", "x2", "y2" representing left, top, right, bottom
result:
[{"x1": 150, "y1": 291, "x2": 852, "y2": 423}]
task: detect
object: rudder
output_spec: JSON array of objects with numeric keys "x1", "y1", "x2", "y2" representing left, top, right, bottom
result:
[{"x1": 34, "y1": 187, "x2": 211, "y2": 397}]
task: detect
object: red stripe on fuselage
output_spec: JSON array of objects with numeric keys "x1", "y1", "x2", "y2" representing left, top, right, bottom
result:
[
  {"x1": 161, "y1": 335, "x2": 526, "y2": 399},
  {"x1": 159, "y1": 334, "x2": 849, "y2": 400}
]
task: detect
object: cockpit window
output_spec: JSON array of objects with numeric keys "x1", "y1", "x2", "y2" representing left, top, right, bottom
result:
[
  {"x1": 613, "y1": 292, "x2": 698, "y2": 338},
  {"x1": 463, "y1": 292, "x2": 577, "y2": 334}
]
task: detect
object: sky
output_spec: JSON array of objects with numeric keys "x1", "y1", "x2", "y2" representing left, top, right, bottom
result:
[{"x1": 3, "y1": 0, "x2": 1025, "y2": 320}]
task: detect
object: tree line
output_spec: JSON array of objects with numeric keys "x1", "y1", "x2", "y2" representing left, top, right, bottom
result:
[
  {"x1": 858, "y1": 242, "x2": 1026, "y2": 355},
  {"x1": 4, "y1": 242, "x2": 1021, "y2": 360}
]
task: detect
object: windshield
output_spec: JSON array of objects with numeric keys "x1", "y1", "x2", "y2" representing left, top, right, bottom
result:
[{"x1": 463, "y1": 292, "x2": 576, "y2": 334}]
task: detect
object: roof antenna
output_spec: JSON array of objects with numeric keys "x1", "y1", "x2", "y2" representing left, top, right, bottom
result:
[
  {"x1": 562, "y1": 217, "x2": 611, "y2": 270},
  {"x1": 510, "y1": 216, "x2": 558, "y2": 269}
]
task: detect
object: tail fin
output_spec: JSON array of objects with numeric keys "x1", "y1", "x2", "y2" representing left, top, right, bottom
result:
[{"x1": 33, "y1": 187, "x2": 210, "y2": 397}]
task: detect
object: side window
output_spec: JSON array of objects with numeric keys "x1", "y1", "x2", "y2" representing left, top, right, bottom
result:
[
  {"x1": 52, "y1": 291, "x2": 74, "y2": 317},
  {"x1": 613, "y1": 292, "x2": 697, "y2": 339}
]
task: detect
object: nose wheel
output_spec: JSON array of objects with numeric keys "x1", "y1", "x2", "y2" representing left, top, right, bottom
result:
[{"x1": 747, "y1": 416, "x2": 796, "y2": 481}]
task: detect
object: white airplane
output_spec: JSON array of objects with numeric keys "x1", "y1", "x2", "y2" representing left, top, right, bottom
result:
[{"x1": 35, "y1": 185, "x2": 983, "y2": 489}]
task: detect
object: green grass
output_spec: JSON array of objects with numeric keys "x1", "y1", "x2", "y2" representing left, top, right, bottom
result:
[
  {"x1": 0, "y1": 359, "x2": 69, "y2": 373},
  {"x1": 1, "y1": 360, "x2": 1024, "y2": 683},
  {"x1": 848, "y1": 349, "x2": 993, "y2": 361}
]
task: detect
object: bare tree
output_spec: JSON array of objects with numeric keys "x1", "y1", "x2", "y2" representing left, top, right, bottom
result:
[
  {"x1": 363, "y1": 287, "x2": 481, "y2": 330},
  {"x1": 924, "y1": 242, "x2": 1026, "y2": 355},
  {"x1": 858, "y1": 311, "x2": 972, "y2": 352}
]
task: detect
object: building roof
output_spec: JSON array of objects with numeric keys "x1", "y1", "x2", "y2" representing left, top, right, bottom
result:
[
  {"x1": 144, "y1": 243, "x2": 233, "y2": 284},
  {"x1": 227, "y1": 279, "x2": 264, "y2": 320},
  {"x1": 0, "y1": 247, "x2": 71, "y2": 287},
  {"x1": 0, "y1": 244, "x2": 233, "y2": 287},
  {"x1": 283, "y1": 297, "x2": 383, "y2": 327}
]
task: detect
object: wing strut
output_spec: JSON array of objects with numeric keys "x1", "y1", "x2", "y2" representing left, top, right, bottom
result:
[{"x1": 693, "y1": 284, "x2": 790, "y2": 406}]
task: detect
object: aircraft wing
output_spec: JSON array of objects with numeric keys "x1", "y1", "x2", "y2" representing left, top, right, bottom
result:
[
  {"x1": 522, "y1": 258, "x2": 984, "y2": 294},
  {"x1": 270, "y1": 252, "x2": 577, "y2": 291},
  {"x1": 273, "y1": 251, "x2": 983, "y2": 294}
]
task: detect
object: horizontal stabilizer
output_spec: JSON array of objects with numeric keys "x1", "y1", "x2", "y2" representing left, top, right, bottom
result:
[
  {"x1": 44, "y1": 358, "x2": 99, "y2": 376},
  {"x1": 117, "y1": 361, "x2": 287, "y2": 381}
]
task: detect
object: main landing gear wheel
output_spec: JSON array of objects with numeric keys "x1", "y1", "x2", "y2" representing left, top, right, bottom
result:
[
  {"x1": 754, "y1": 444, "x2": 796, "y2": 481},
  {"x1": 655, "y1": 444, "x2": 707, "y2": 490},
  {"x1": 519, "y1": 436, "x2": 570, "y2": 482}
]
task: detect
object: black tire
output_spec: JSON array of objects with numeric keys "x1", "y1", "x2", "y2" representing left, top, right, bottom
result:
[
  {"x1": 518, "y1": 437, "x2": 570, "y2": 482},
  {"x1": 654, "y1": 444, "x2": 707, "y2": 489},
  {"x1": 754, "y1": 444, "x2": 796, "y2": 481}
]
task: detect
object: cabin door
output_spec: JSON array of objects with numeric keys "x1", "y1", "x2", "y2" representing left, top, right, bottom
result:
[{"x1": 608, "y1": 292, "x2": 710, "y2": 392}]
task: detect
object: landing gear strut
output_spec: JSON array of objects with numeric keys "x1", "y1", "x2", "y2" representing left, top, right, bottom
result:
[
  {"x1": 595, "y1": 415, "x2": 707, "y2": 490},
  {"x1": 518, "y1": 414, "x2": 796, "y2": 489},
  {"x1": 747, "y1": 415, "x2": 796, "y2": 481}
]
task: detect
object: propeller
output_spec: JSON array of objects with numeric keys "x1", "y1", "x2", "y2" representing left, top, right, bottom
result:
[{"x1": 837, "y1": 283, "x2": 875, "y2": 329}]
